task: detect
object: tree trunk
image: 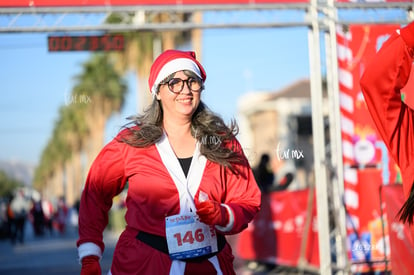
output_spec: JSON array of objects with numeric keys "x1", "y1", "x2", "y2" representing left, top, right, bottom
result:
[
  {"x1": 72, "y1": 150, "x2": 83, "y2": 201},
  {"x1": 137, "y1": 74, "x2": 152, "y2": 113},
  {"x1": 85, "y1": 125, "x2": 105, "y2": 176},
  {"x1": 44, "y1": 178, "x2": 53, "y2": 201},
  {"x1": 80, "y1": 147, "x2": 89, "y2": 193},
  {"x1": 162, "y1": 31, "x2": 175, "y2": 50},
  {"x1": 51, "y1": 165, "x2": 64, "y2": 199},
  {"x1": 65, "y1": 160, "x2": 75, "y2": 207},
  {"x1": 84, "y1": 98, "x2": 108, "y2": 177},
  {"x1": 137, "y1": 56, "x2": 153, "y2": 113},
  {"x1": 192, "y1": 12, "x2": 203, "y2": 60}
]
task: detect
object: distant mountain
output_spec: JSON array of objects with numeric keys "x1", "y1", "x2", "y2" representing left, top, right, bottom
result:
[{"x1": 0, "y1": 160, "x2": 35, "y2": 186}]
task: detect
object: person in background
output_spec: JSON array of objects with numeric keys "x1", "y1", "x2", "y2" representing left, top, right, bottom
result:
[
  {"x1": 55, "y1": 196, "x2": 68, "y2": 234},
  {"x1": 253, "y1": 154, "x2": 275, "y2": 193},
  {"x1": 42, "y1": 198, "x2": 54, "y2": 235},
  {"x1": 253, "y1": 154, "x2": 294, "y2": 193},
  {"x1": 77, "y1": 49, "x2": 262, "y2": 275},
  {"x1": 360, "y1": 21, "x2": 414, "y2": 240},
  {"x1": 9, "y1": 190, "x2": 30, "y2": 244},
  {"x1": 30, "y1": 198, "x2": 45, "y2": 236},
  {"x1": 6, "y1": 196, "x2": 14, "y2": 240},
  {"x1": 271, "y1": 172, "x2": 294, "y2": 192}
]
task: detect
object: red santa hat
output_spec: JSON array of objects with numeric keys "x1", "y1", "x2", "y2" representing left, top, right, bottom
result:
[{"x1": 148, "y1": 49, "x2": 207, "y2": 96}]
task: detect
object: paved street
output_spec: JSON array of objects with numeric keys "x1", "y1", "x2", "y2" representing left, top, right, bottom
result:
[
  {"x1": 0, "y1": 222, "x2": 117, "y2": 275},
  {"x1": 0, "y1": 220, "x2": 305, "y2": 275}
]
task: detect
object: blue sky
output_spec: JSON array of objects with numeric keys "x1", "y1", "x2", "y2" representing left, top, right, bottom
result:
[
  {"x1": 0, "y1": 6, "x2": 407, "y2": 166},
  {"x1": 0, "y1": 22, "x2": 311, "y2": 166},
  {"x1": 16, "y1": 1, "x2": 398, "y2": 168}
]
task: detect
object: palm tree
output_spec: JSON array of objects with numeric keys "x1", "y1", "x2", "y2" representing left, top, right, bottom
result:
[
  {"x1": 33, "y1": 115, "x2": 71, "y2": 199},
  {"x1": 0, "y1": 170, "x2": 24, "y2": 198},
  {"x1": 72, "y1": 53, "x2": 127, "y2": 177},
  {"x1": 58, "y1": 105, "x2": 89, "y2": 205},
  {"x1": 34, "y1": 9, "x2": 204, "y2": 203},
  {"x1": 34, "y1": 53, "x2": 127, "y2": 205}
]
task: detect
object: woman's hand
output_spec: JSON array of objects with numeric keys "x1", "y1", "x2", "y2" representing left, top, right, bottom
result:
[
  {"x1": 81, "y1": 255, "x2": 101, "y2": 275},
  {"x1": 195, "y1": 200, "x2": 229, "y2": 227}
]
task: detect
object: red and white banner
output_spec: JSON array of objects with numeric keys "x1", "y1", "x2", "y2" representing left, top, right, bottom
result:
[
  {"x1": 337, "y1": 24, "x2": 414, "y2": 273},
  {"x1": 346, "y1": 169, "x2": 390, "y2": 273},
  {"x1": 0, "y1": 0, "x2": 309, "y2": 7},
  {"x1": 236, "y1": 190, "x2": 319, "y2": 267},
  {"x1": 235, "y1": 185, "x2": 414, "y2": 272},
  {"x1": 336, "y1": 24, "x2": 400, "y2": 172},
  {"x1": 237, "y1": 23, "x2": 414, "y2": 273}
]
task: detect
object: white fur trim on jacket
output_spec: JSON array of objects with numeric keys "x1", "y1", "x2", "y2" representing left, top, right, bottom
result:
[
  {"x1": 215, "y1": 203, "x2": 234, "y2": 232},
  {"x1": 78, "y1": 242, "x2": 102, "y2": 263},
  {"x1": 151, "y1": 58, "x2": 202, "y2": 96}
]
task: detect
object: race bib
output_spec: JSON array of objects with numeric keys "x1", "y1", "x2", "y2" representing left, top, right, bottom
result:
[{"x1": 165, "y1": 213, "x2": 218, "y2": 260}]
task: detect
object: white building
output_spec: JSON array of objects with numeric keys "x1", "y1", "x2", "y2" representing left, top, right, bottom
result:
[{"x1": 237, "y1": 78, "x2": 329, "y2": 190}]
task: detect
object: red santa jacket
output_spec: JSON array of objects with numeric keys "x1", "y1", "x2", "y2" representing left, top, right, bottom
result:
[
  {"x1": 360, "y1": 22, "x2": 414, "y2": 201},
  {"x1": 77, "y1": 129, "x2": 261, "y2": 274}
]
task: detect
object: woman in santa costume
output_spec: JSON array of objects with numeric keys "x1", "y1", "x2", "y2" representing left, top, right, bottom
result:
[
  {"x1": 360, "y1": 21, "x2": 414, "y2": 240},
  {"x1": 77, "y1": 49, "x2": 262, "y2": 275}
]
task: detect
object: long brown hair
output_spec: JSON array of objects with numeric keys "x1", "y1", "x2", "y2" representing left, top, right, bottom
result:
[
  {"x1": 397, "y1": 183, "x2": 414, "y2": 224},
  {"x1": 119, "y1": 97, "x2": 246, "y2": 173}
]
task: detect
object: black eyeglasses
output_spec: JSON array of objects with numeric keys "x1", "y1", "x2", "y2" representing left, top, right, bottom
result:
[{"x1": 161, "y1": 77, "x2": 203, "y2": 94}]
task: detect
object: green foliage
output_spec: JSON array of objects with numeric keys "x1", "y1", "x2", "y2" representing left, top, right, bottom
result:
[
  {"x1": 73, "y1": 53, "x2": 128, "y2": 111},
  {"x1": 0, "y1": 170, "x2": 23, "y2": 198},
  {"x1": 34, "y1": 10, "x2": 193, "y2": 195},
  {"x1": 33, "y1": 52, "x2": 128, "y2": 190},
  {"x1": 105, "y1": 12, "x2": 134, "y2": 24}
]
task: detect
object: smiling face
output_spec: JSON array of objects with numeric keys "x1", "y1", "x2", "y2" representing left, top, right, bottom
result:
[{"x1": 156, "y1": 70, "x2": 202, "y2": 120}]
